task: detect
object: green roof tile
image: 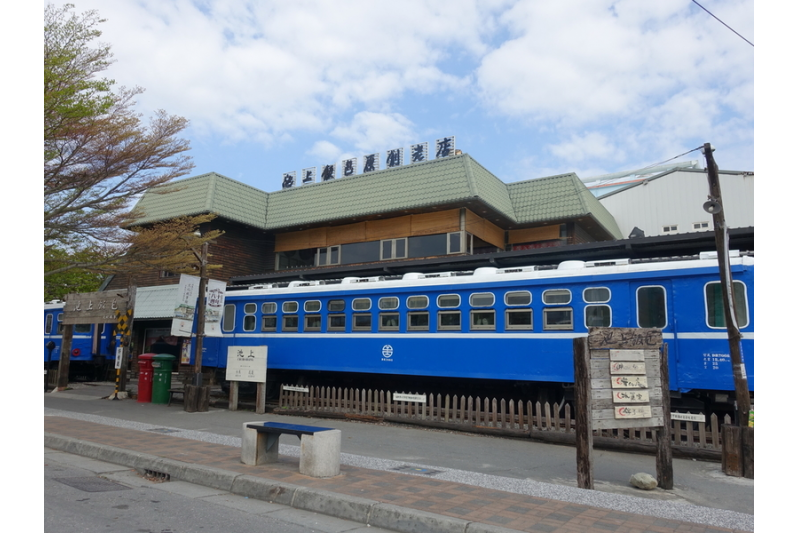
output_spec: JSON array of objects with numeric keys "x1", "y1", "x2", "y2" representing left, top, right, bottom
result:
[{"x1": 128, "y1": 156, "x2": 620, "y2": 239}]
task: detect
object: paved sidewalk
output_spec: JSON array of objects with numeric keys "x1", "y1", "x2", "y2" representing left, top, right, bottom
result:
[{"x1": 45, "y1": 413, "x2": 751, "y2": 533}]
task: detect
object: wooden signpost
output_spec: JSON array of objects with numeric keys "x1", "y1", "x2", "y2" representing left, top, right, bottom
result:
[{"x1": 574, "y1": 327, "x2": 672, "y2": 490}]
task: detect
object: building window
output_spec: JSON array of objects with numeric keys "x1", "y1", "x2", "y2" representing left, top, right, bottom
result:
[
  {"x1": 637, "y1": 286, "x2": 666, "y2": 328},
  {"x1": 380, "y1": 238, "x2": 407, "y2": 260},
  {"x1": 693, "y1": 221, "x2": 710, "y2": 231},
  {"x1": 662, "y1": 224, "x2": 679, "y2": 234},
  {"x1": 705, "y1": 281, "x2": 748, "y2": 328},
  {"x1": 448, "y1": 232, "x2": 462, "y2": 254},
  {"x1": 316, "y1": 246, "x2": 340, "y2": 266},
  {"x1": 160, "y1": 270, "x2": 179, "y2": 278}
]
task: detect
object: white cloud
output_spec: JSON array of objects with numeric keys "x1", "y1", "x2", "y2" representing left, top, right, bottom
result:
[
  {"x1": 331, "y1": 112, "x2": 416, "y2": 153},
  {"x1": 548, "y1": 132, "x2": 624, "y2": 163}
]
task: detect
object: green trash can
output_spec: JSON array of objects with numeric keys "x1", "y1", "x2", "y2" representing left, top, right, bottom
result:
[{"x1": 151, "y1": 354, "x2": 176, "y2": 404}]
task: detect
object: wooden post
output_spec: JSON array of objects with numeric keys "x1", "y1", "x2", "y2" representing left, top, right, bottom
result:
[
  {"x1": 56, "y1": 324, "x2": 74, "y2": 390},
  {"x1": 228, "y1": 381, "x2": 239, "y2": 411},
  {"x1": 656, "y1": 344, "x2": 673, "y2": 489},
  {"x1": 573, "y1": 336, "x2": 593, "y2": 489}
]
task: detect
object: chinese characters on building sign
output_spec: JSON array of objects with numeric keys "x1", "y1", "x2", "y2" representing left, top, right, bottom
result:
[
  {"x1": 281, "y1": 136, "x2": 455, "y2": 189},
  {"x1": 226, "y1": 345, "x2": 267, "y2": 383},
  {"x1": 63, "y1": 290, "x2": 129, "y2": 324}
]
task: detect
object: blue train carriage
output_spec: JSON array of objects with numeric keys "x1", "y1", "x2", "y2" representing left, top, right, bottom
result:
[
  {"x1": 44, "y1": 301, "x2": 115, "y2": 380},
  {"x1": 198, "y1": 252, "x2": 753, "y2": 411}
]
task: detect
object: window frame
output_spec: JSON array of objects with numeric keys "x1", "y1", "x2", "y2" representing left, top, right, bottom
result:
[
  {"x1": 222, "y1": 304, "x2": 236, "y2": 332},
  {"x1": 352, "y1": 313, "x2": 372, "y2": 331},
  {"x1": 407, "y1": 295, "x2": 429, "y2": 309},
  {"x1": 704, "y1": 280, "x2": 749, "y2": 329},
  {"x1": 437, "y1": 294, "x2": 460, "y2": 308},
  {"x1": 470, "y1": 309, "x2": 495, "y2": 331},
  {"x1": 543, "y1": 289, "x2": 571, "y2": 305},
  {"x1": 380, "y1": 238, "x2": 408, "y2": 260},
  {"x1": 505, "y1": 308, "x2": 533, "y2": 330},
  {"x1": 304, "y1": 314, "x2": 322, "y2": 331},
  {"x1": 469, "y1": 292, "x2": 495, "y2": 307},
  {"x1": 636, "y1": 285, "x2": 667, "y2": 329},
  {"x1": 505, "y1": 291, "x2": 532, "y2": 306},
  {"x1": 585, "y1": 305, "x2": 612, "y2": 328},
  {"x1": 437, "y1": 310, "x2": 461, "y2": 331},
  {"x1": 543, "y1": 307, "x2": 573, "y2": 330},
  {"x1": 352, "y1": 298, "x2": 371, "y2": 311},
  {"x1": 407, "y1": 311, "x2": 430, "y2": 331},
  {"x1": 379, "y1": 313, "x2": 400, "y2": 331}
]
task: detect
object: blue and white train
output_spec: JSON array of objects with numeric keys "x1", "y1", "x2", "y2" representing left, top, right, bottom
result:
[
  {"x1": 44, "y1": 302, "x2": 115, "y2": 380},
  {"x1": 196, "y1": 252, "x2": 754, "y2": 410}
]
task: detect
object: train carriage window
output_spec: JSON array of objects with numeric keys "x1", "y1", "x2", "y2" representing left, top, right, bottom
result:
[
  {"x1": 543, "y1": 289, "x2": 571, "y2": 305},
  {"x1": 378, "y1": 297, "x2": 399, "y2": 310},
  {"x1": 57, "y1": 313, "x2": 64, "y2": 334},
  {"x1": 505, "y1": 291, "x2": 532, "y2": 306},
  {"x1": 543, "y1": 308, "x2": 573, "y2": 330},
  {"x1": 437, "y1": 294, "x2": 460, "y2": 308},
  {"x1": 705, "y1": 281, "x2": 749, "y2": 328},
  {"x1": 353, "y1": 313, "x2": 372, "y2": 330},
  {"x1": 407, "y1": 311, "x2": 429, "y2": 330},
  {"x1": 305, "y1": 314, "x2": 322, "y2": 331},
  {"x1": 583, "y1": 287, "x2": 610, "y2": 303},
  {"x1": 262, "y1": 315, "x2": 277, "y2": 331},
  {"x1": 283, "y1": 301, "x2": 299, "y2": 313},
  {"x1": 637, "y1": 286, "x2": 667, "y2": 328},
  {"x1": 304, "y1": 300, "x2": 322, "y2": 312},
  {"x1": 222, "y1": 304, "x2": 235, "y2": 332},
  {"x1": 45, "y1": 314, "x2": 53, "y2": 334},
  {"x1": 243, "y1": 303, "x2": 257, "y2": 331},
  {"x1": 283, "y1": 315, "x2": 299, "y2": 331},
  {"x1": 438, "y1": 311, "x2": 461, "y2": 330},
  {"x1": 380, "y1": 313, "x2": 400, "y2": 330},
  {"x1": 470, "y1": 310, "x2": 495, "y2": 330},
  {"x1": 585, "y1": 305, "x2": 611, "y2": 327},
  {"x1": 262, "y1": 302, "x2": 277, "y2": 314},
  {"x1": 328, "y1": 314, "x2": 346, "y2": 331},
  {"x1": 506, "y1": 309, "x2": 533, "y2": 330},
  {"x1": 328, "y1": 299, "x2": 345, "y2": 312},
  {"x1": 469, "y1": 292, "x2": 494, "y2": 307},
  {"x1": 352, "y1": 298, "x2": 371, "y2": 311},
  {"x1": 407, "y1": 296, "x2": 428, "y2": 309},
  {"x1": 75, "y1": 324, "x2": 91, "y2": 333}
]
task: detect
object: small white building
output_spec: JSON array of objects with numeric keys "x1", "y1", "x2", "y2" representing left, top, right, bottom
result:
[{"x1": 594, "y1": 168, "x2": 754, "y2": 239}]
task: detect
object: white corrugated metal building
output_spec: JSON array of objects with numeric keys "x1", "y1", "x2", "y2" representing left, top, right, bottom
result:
[{"x1": 595, "y1": 168, "x2": 754, "y2": 239}]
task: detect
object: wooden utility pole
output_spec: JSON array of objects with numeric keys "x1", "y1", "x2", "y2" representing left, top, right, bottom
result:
[{"x1": 702, "y1": 143, "x2": 752, "y2": 424}]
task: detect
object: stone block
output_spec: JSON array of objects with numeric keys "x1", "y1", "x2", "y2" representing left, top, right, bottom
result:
[{"x1": 299, "y1": 429, "x2": 341, "y2": 478}]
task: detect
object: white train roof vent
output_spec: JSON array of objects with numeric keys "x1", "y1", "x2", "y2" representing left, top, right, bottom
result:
[
  {"x1": 699, "y1": 250, "x2": 740, "y2": 260},
  {"x1": 344, "y1": 276, "x2": 384, "y2": 284},
  {"x1": 497, "y1": 266, "x2": 537, "y2": 275},
  {"x1": 584, "y1": 258, "x2": 630, "y2": 268},
  {"x1": 472, "y1": 267, "x2": 498, "y2": 277},
  {"x1": 288, "y1": 280, "x2": 322, "y2": 288},
  {"x1": 557, "y1": 260, "x2": 586, "y2": 270},
  {"x1": 421, "y1": 272, "x2": 454, "y2": 279},
  {"x1": 402, "y1": 273, "x2": 424, "y2": 280},
  {"x1": 248, "y1": 284, "x2": 273, "y2": 290}
]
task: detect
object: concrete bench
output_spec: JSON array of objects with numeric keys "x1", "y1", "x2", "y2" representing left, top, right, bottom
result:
[{"x1": 241, "y1": 421, "x2": 341, "y2": 478}]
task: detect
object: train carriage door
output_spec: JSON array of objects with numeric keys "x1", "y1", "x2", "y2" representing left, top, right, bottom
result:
[{"x1": 631, "y1": 281, "x2": 677, "y2": 390}]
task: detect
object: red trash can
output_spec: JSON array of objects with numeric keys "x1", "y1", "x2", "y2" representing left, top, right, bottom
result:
[{"x1": 137, "y1": 354, "x2": 155, "y2": 403}]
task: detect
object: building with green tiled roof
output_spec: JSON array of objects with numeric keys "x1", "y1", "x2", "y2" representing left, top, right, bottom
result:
[{"x1": 115, "y1": 152, "x2": 621, "y2": 288}]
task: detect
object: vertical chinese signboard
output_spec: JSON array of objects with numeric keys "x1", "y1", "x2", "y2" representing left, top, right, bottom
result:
[{"x1": 573, "y1": 327, "x2": 672, "y2": 490}]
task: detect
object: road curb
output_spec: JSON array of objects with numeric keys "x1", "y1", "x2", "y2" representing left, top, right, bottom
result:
[{"x1": 44, "y1": 433, "x2": 521, "y2": 533}]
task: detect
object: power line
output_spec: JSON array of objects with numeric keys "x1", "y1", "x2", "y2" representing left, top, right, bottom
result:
[{"x1": 691, "y1": 0, "x2": 754, "y2": 47}]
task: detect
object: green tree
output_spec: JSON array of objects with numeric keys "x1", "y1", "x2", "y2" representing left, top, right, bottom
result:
[
  {"x1": 44, "y1": 3, "x2": 194, "y2": 279},
  {"x1": 44, "y1": 248, "x2": 107, "y2": 302}
]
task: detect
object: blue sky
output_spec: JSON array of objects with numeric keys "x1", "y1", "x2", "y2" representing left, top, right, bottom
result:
[{"x1": 46, "y1": 0, "x2": 753, "y2": 192}]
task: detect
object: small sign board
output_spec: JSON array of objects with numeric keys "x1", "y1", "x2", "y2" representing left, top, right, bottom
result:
[
  {"x1": 114, "y1": 346, "x2": 124, "y2": 370},
  {"x1": 226, "y1": 346, "x2": 267, "y2": 383},
  {"x1": 283, "y1": 385, "x2": 309, "y2": 393},
  {"x1": 671, "y1": 412, "x2": 706, "y2": 423},
  {"x1": 393, "y1": 393, "x2": 426, "y2": 403},
  {"x1": 63, "y1": 290, "x2": 129, "y2": 324}
]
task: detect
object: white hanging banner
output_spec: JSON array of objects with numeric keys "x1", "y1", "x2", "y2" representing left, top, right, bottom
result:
[
  {"x1": 171, "y1": 274, "x2": 200, "y2": 337},
  {"x1": 204, "y1": 279, "x2": 227, "y2": 336}
]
